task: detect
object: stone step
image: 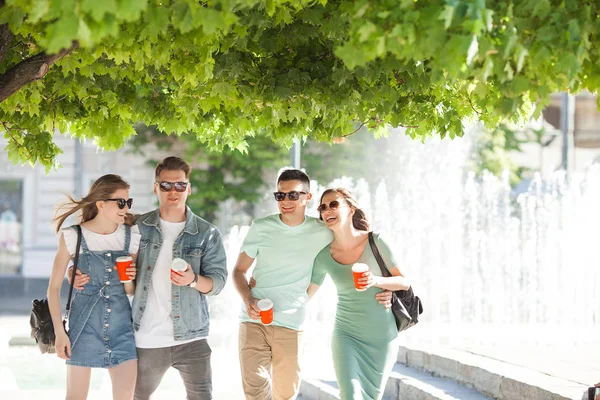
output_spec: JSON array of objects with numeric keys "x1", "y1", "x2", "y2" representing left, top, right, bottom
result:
[
  {"x1": 298, "y1": 363, "x2": 490, "y2": 400},
  {"x1": 398, "y1": 344, "x2": 589, "y2": 400},
  {"x1": 386, "y1": 363, "x2": 491, "y2": 400}
]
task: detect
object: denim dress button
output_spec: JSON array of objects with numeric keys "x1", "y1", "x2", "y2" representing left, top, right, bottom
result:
[
  {"x1": 106, "y1": 253, "x2": 111, "y2": 257},
  {"x1": 107, "y1": 309, "x2": 112, "y2": 313},
  {"x1": 106, "y1": 281, "x2": 110, "y2": 285},
  {"x1": 107, "y1": 268, "x2": 112, "y2": 272}
]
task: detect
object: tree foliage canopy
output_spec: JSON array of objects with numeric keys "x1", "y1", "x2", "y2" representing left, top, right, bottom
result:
[
  {"x1": 130, "y1": 123, "x2": 288, "y2": 222},
  {"x1": 1, "y1": 0, "x2": 598, "y2": 171}
]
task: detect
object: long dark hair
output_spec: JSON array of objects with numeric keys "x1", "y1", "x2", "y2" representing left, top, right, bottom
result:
[
  {"x1": 319, "y1": 188, "x2": 371, "y2": 232},
  {"x1": 53, "y1": 174, "x2": 133, "y2": 232}
]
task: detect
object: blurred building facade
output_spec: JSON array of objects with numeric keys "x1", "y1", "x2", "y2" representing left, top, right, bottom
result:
[
  {"x1": 0, "y1": 134, "x2": 156, "y2": 303},
  {"x1": 512, "y1": 91, "x2": 600, "y2": 175}
]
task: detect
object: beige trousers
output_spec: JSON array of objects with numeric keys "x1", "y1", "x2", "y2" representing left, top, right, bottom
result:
[{"x1": 238, "y1": 322, "x2": 304, "y2": 400}]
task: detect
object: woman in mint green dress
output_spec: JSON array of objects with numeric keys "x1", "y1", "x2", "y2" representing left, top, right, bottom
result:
[{"x1": 308, "y1": 188, "x2": 411, "y2": 400}]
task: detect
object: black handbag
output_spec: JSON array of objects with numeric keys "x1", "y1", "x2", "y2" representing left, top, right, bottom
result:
[
  {"x1": 30, "y1": 225, "x2": 82, "y2": 354},
  {"x1": 368, "y1": 232, "x2": 423, "y2": 332}
]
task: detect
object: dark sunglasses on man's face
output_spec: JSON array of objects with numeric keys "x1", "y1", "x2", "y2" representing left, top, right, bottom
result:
[
  {"x1": 317, "y1": 200, "x2": 341, "y2": 213},
  {"x1": 156, "y1": 181, "x2": 189, "y2": 192},
  {"x1": 273, "y1": 191, "x2": 307, "y2": 201},
  {"x1": 105, "y1": 198, "x2": 133, "y2": 209}
]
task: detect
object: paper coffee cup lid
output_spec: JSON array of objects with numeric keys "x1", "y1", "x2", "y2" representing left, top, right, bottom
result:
[
  {"x1": 116, "y1": 256, "x2": 132, "y2": 262},
  {"x1": 171, "y1": 258, "x2": 188, "y2": 271},
  {"x1": 352, "y1": 263, "x2": 369, "y2": 272},
  {"x1": 257, "y1": 299, "x2": 273, "y2": 311}
]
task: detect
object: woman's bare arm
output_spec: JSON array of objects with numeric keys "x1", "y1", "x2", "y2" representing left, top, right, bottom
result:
[{"x1": 47, "y1": 234, "x2": 73, "y2": 359}]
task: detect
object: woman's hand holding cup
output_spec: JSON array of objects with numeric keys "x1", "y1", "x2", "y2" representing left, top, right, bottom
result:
[
  {"x1": 352, "y1": 263, "x2": 374, "y2": 291},
  {"x1": 115, "y1": 256, "x2": 133, "y2": 283},
  {"x1": 126, "y1": 263, "x2": 136, "y2": 281}
]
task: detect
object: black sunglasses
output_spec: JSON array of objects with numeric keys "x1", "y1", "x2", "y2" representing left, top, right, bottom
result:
[
  {"x1": 317, "y1": 200, "x2": 341, "y2": 213},
  {"x1": 105, "y1": 198, "x2": 133, "y2": 209},
  {"x1": 156, "y1": 181, "x2": 189, "y2": 192},
  {"x1": 273, "y1": 191, "x2": 307, "y2": 201}
]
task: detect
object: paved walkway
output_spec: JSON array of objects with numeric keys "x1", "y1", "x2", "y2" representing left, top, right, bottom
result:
[
  {"x1": 0, "y1": 315, "x2": 244, "y2": 399},
  {"x1": 2, "y1": 316, "x2": 598, "y2": 399}
]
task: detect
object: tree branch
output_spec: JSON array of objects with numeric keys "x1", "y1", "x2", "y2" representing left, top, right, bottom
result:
[
  {"x1": 343, "y1": 122, "x2": 366, "y2": 137},
  {"x1": 0, "y1": 41, "x2": 79, "y2": 103},
  {"x1": 1, "y1": 121, "x2": 24, "y2": 150},
  {"x1": 0, "y1": 3, "x2": 14, "y2": 65},
  {"x1": 467, "y1": 93, "x2": 482, "y2": 116}
]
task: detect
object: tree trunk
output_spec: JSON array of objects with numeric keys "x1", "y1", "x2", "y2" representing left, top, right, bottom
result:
[
  {"x1": 0, "y1": 41, "x2": 78, "y2": 103},
  {"x1": 0, "y1": 23, "x2": 13, "y2": 65}
]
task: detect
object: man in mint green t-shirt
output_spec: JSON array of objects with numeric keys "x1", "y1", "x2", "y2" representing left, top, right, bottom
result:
[{"x1": 232, "y1": 169, "x2": 390, "y2": 400}]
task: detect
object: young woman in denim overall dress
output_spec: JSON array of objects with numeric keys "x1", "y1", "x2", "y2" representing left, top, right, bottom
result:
[{"x1": 47, "y1": 174, "x2": 140, "y2": 400}]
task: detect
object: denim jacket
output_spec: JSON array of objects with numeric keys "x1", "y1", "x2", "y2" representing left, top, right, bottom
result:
[{"x1": 131, "y1": 206, "x2": 228, "y2": 340}]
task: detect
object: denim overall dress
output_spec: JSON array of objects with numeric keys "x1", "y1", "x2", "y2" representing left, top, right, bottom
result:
[{"x1": 66, "y1": 225, "x2": 137, "y2": 368}]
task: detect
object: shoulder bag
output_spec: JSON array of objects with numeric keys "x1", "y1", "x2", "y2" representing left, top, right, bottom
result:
[
  {"x1": 30, "y1": 225, "x2": 82, "y2": 353},
  {"x1": 368, "y1": 231, "x2": 423, "y2": 332}
]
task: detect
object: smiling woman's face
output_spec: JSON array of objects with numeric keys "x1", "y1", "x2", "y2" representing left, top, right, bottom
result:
[
  {"x1": 98, "y1": 188, "x2": 130, "y2": 225},
  {"x1": 319, "y1": 191, "x2": 351, "y2": 229}
]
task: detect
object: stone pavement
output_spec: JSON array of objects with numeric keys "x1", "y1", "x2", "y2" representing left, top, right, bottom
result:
[
  {"x1": 2, "y1": 316, "x2": 598, "y2": 399},
  {"x1": 0, "y1": 315, "x2": 244, "y2": 399}
]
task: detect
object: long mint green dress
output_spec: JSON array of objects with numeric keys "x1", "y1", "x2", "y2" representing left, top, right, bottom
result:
[{"x1": 311, "y1": 233, "x2": 398, "y2": 400}]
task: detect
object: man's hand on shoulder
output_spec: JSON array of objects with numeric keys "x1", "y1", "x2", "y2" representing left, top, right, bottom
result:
[{"x1": 66, "y1": 266, "x2": 89, "y2": 290}]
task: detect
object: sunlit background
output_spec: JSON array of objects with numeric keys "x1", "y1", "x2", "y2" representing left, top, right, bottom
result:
[{"x1": 1, "y1": 92, "x2": 599, "y2": 399}]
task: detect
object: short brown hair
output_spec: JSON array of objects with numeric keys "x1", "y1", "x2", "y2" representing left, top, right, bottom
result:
[{"x1": 155, "y1": 156, "x2": 191, "y2": 179}]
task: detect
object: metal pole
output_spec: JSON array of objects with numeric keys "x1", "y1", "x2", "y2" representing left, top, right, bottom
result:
[
  {"x1": 560, "y1": 92, "x2": 575, "y2": 172},
  {"x1": 291, "y1": 138, "x2": 301, "y2": 169},
  {"x1": 74, "y1": 139, "x2": 83, "y2": 197}
]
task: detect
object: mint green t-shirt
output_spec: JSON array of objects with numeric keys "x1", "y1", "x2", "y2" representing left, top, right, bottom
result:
[{"x1": 239, "y1": 214, "x2": 333, "y2": 330}]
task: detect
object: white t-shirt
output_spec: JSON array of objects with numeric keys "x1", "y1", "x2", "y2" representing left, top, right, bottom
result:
[
  {"x1": 62, "y1": 224, "x2": 141, "y2": 256},
  {"x1": 134, "y1": 218, "x2": 206, "y2": 349}
]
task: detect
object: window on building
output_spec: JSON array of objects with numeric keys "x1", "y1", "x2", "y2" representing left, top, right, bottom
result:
[{"x1": 0, "y1": 180, "x2": 23, "y2": 275}]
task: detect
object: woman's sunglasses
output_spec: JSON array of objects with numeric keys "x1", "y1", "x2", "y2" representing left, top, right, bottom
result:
[
  {"x1": 105, "y1": 198, "x2": 133, "y2": 209},
  {"x1": 317, "y1": 200, "x2": 341, "y2": 213},
  {"x1": 273, "y1": 191, "x2": 307, "y2": 201},
  {"x1": 156, "y1": 181, "x2": 189, "y2": 192}
]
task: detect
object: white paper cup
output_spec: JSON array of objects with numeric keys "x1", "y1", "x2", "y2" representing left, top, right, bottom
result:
[{"x1": 171, "y1": 258, "x2": 188, "y2": 274}]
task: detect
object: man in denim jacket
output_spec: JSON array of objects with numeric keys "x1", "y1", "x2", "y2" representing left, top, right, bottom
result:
[{"x1": 71, "y1": 156, "x2": 227, "y2": 399}]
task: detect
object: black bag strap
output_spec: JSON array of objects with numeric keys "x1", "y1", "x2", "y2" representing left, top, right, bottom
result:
[
  {"x1": 64, "y1": 225, "x2": 82, "y2": 321},
  {"x1": 368, "y1": 232, "x2": 391, "y2": 278}
]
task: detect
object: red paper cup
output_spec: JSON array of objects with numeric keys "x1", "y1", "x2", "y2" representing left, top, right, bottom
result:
[
  {"x1": 352, "y1": 263, "x2": 369, "y2": 291},
  {"x1": 171, "y1": 258, "x2": 188, "y2": 275},
  {"x1": 115, "y1": 256, "x2": 132, "y2": 283},
  {"x1": 257, "y1": 299, "x2": 274, "y2": 325}
]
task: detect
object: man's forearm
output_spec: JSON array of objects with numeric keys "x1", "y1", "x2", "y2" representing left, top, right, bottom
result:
[
  {"x1": 195, "y1": 275, "x2": 214, "y2": 294},
  {"x1": 233, "y1": 269, "x2": 252, "y2": 304}
]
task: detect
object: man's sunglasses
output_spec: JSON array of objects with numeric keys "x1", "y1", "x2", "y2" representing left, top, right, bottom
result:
[
  {"x1": 156, "y1": 181, "x2": 189, "y2": 192},
  {"x1": 317, "y1": 200, "x2": 341, "y2": 213},
  {"x1": 273, "y1": 191, "x2": 307, "y2": 201},
  {"x1": 105, "y1": 198, "x2": 133, "y2": 209}
]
